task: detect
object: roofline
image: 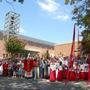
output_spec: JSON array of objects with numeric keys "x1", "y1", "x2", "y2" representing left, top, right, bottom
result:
[
  {"x1": 0, "y1": 30, "x2": 56, "y2": 46},
  {"x1": 55, "y1": 41, "x2": 78, "y2": 46},
  {"x1": 17, "y1": 34, "x2": 56, "y2": 46}
]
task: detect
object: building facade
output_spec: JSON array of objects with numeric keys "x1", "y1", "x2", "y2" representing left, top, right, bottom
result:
[
  {"x1": 54, "y1": 42, "x2": 78, "y2": 57},
  {"x1": 0, "y1": 30, "x2": 79, "y2": 58}
]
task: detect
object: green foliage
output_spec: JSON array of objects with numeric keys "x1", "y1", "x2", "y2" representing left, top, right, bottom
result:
[
  {"x1": 21, "y1": 50, "x2": 31, "y2": 58},
  {"x1": 64, "y1": 0, "x2": 76, "y2": 5},
  {"x1": 46, "y1": 50, "x2": 50, "y2": 59},
  {"x1": 64, "y1": 0, "x2": 70, "y2": 4},
  {"x1": 0, "y1": 0, "x2": 24, "y2": 4},
  {"x1": 43, "y1": 50, "x2": 50, "y2": 59},
  {"x1": 65, "y1": 0, "x2": 90, "y2": 28},
  {"x1": 5, "y1": 36, "x2": 25, "y2": 54},
  {"x1": 81, "y1": 30, "x2": 90, "y2": 55},
  {"x1": 65, "y1": 0, "x2": 90, "y2": 56},
  {"x1": 13, "y1": 0, "x2": 24, "y2": 4}
]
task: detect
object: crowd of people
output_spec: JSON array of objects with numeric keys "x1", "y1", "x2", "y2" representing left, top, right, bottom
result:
[{"x1": 0, "y1": 54, "x2": 90, "y2": 82}]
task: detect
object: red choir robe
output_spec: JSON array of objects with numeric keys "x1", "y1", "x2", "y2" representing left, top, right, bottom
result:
[
  {"x1": 79, "y1": 64, "x2": 85, "y2": 80},
  {"x1": 85, "y1": 71, "x2": 88, "y2": 81},
  {"x1": 63, "y1": 65, "x2": 68, "y2": 79},
  {"x1": 23, "y1": 59, "x2": 28, "y2": 71},
  {"x1": 57, "y1": 65, "x2": 63, "y2": 81},
  {"x1": 23, "y1": 58, "x2": 34, "y2": 78},
  {"x1": 68, "y1": 68, "x2": 76, "y2": 81},
  {"x1": 84, "y1": 64, "x2": 88, "y2": 80},
  {"x1": 87, "y1": 56, "x2": 90, "y2": 82},
  {"x1": 49, "y1": 63, "x2": 56, "y2": 81},
  {"x1": 29, "y1": 59, "x2": 34, "y2": 71},
  {"x1": 3, "y1": 63, "x2": 9, "y2": 76},
  {"x1": 73, "y1": 63, "x2": 79, "y2": 81},
  {"x1": 75, "y1": 64, "x2": 80, "y2": 80},
  {"x1": 88, "y1": 68, "x2": 90, "y2": 82}
]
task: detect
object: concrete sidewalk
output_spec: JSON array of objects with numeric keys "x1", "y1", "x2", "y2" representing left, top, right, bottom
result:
[{"x1": 0, "y1": 77, "x2": 90, "y2": 90}]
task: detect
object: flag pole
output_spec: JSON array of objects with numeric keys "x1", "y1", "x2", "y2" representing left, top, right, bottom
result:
[
  {"x1": 69, "y1": 24, "x2": 76, "y2": 68},
  {"x1": 65, "y1": 24, "x2": 76, "y2": 85},
  {"x1": 77, "y1": 27, "x2": 80, "y2": 57}
]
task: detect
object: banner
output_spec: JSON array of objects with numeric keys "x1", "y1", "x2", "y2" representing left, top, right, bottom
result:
[{"x1": 69, "y1": 24, "x2": 76, "y2": 68}]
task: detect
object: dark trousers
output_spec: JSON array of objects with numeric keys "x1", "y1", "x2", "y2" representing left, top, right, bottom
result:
[{"x1": 39, "y1": 67, "x2": 44, "y2": 78}]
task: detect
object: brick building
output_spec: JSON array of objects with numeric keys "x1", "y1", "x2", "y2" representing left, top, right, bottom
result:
[
  {"x1": 54, "y1": 42, "x2": 78, "y2": 57},
  {"x1": 0, "y1": 30, "x2": 78, "y2": 58}
]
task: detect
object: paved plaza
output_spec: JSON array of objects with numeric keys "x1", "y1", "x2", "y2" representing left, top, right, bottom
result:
[{"x1": 0, "y1": 77, "x2": 90, "y2": 90}]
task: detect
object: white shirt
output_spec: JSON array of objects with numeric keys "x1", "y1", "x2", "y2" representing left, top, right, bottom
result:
[
  {"x1": 59, "y1": 57, "x2": 64, "y2": 65},
  {"x1": 50, "y1": 63, "x2": 56, "y2": 71},
  {"x1": 63, "y1": 60, "x2": 68, "y2": 66},
  {"x1": 0, "y1": 65, "x2": 3, "y2": 75},
  {"x1": 58, "y1": 66, "x2": 63, "y2": 70}
]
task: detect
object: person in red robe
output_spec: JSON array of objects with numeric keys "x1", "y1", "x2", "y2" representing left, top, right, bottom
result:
[
  {"x1": 79, "y1": 63, "x2": 85, "y2": 80},
  {"x1": 3, "y1": 61, "x2": 9, "y2": 76},
  {"x1": 57, "y1": 61, "x2": 63, "y2": 81},
  {"x1": 63, "y1": 57, "x2": 68, "y2": 79},
  {"x1": 87, "y1": 55, "x2": 90, "y2": 82},
  {"x1": 68, "y1": 62, "x2": 76, "y2": 81},
  {"x1": 23, "y1": 55, "x2": 34, "y2": 79},
  {"x1": 49, "y1": 61, "x2": 56, "y2": 81},
  {"x1": 84, "y1": 63, "x2": 88, "y2": 81}
]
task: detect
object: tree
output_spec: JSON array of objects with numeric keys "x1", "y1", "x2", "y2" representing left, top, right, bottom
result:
[
  {"x1": 5, "y1": 36, "x2": 25, "y2": 58},
  {"x1": 0, "y1": 0, "x2": 24, "y2": 4},
  {"x1": 43, "y1": 50, "x2": 50, "y2": 59},
  {"x1": 65, "y1": 0, "x2": 90, "y2": 28},
  {"x1": 81, "y1": 30, "x2": 90, "y2": 55},
  {"x1": 13, "y1": 0, "x2": 24, "y2": 4},
  {"x1": 64, "y1": 0, "x2": 90, "y2": 56}
]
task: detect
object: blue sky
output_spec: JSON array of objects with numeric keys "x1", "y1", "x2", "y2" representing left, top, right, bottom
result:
[{"x1": 0, "y1": 0, "x2": 79, "y2": 44}]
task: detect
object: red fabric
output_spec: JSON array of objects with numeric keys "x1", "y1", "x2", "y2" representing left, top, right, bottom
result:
[
  {"x1": 86, "y1": 56, "x2": 90, "y2": 82},
  {"x1": 49, "y1": 69, "x2": 56, "y2": 81},
  {"x1": 33, "y1": 60, "x2": 38, "y2": 67},
  {"x1": 66, "y1": 70, "x2": 70, "y2": 80},
  {"x1": 65, "y1": 24, "x2": 76, "y2": 83},
  {"x1": 88, "y1": 68, "x2": 90, "y2": 81},
  {"x1": 79, "y1": 72, "x2": 85, "y2": 80},
  {"x1": 76, "y1": 72, "x2": 80, "y2": 80},
  {"x1": 23, "y1": 59, "x2": 34, "y2": 72},
  {"x1": 69, "y1": 24, "x2": 75, "y2": 68},
  {"x1": 63, "y1": 70, "x2": 68, "y2": 79},
  {"x1": 3, "y1": 63, "x2": 8, "y2": 70},
  {"x1": 85, "y1": 72, "x2": 88, "y2": 80},
  {"x1": 69, "y1": 71, "x2": 76, "y2": 81},
  {"x1": 23, "y1": 59, "x2": 28, "y2": 71},
  {"x1": 57, "y1": 70, "x2": 63, "y2": 81},
  {"x1": 3, "y1": 63, "x2": 9, "y2": 76},
  {"x1": 29, "y1": 59, "x2": 34, "y2": 71}
]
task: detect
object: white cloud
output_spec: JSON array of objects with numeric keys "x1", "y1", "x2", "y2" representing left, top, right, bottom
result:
[
  {"x1": 55, "y1": 14, "x2": 69, "y2": 21},
  {"x1": 37, "y1": 0, "x2": 69, "y2": 21},
  {"x1": 37, "y1": 0, "x2": 60, "y2": 13}
]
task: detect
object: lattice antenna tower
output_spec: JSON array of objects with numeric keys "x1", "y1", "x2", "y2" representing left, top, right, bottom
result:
[{"x1": 4, "y1": 11, "x2": 20, "y2": 40}]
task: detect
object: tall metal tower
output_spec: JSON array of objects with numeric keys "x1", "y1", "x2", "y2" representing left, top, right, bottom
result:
[{"x1": 4, "y1": 11, "x2": 20, "y2": 40}]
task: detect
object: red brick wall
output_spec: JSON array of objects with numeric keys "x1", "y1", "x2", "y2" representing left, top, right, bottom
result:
[
  {"x1": 0, "y1": 40, "x2": 6, "y2": 58},
  {"x1": 54, "y1": 42, "x2": 78, "y2": 57},
  {"x1": 0, "y1": 40, "x2": 79, "y2": 58}
]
